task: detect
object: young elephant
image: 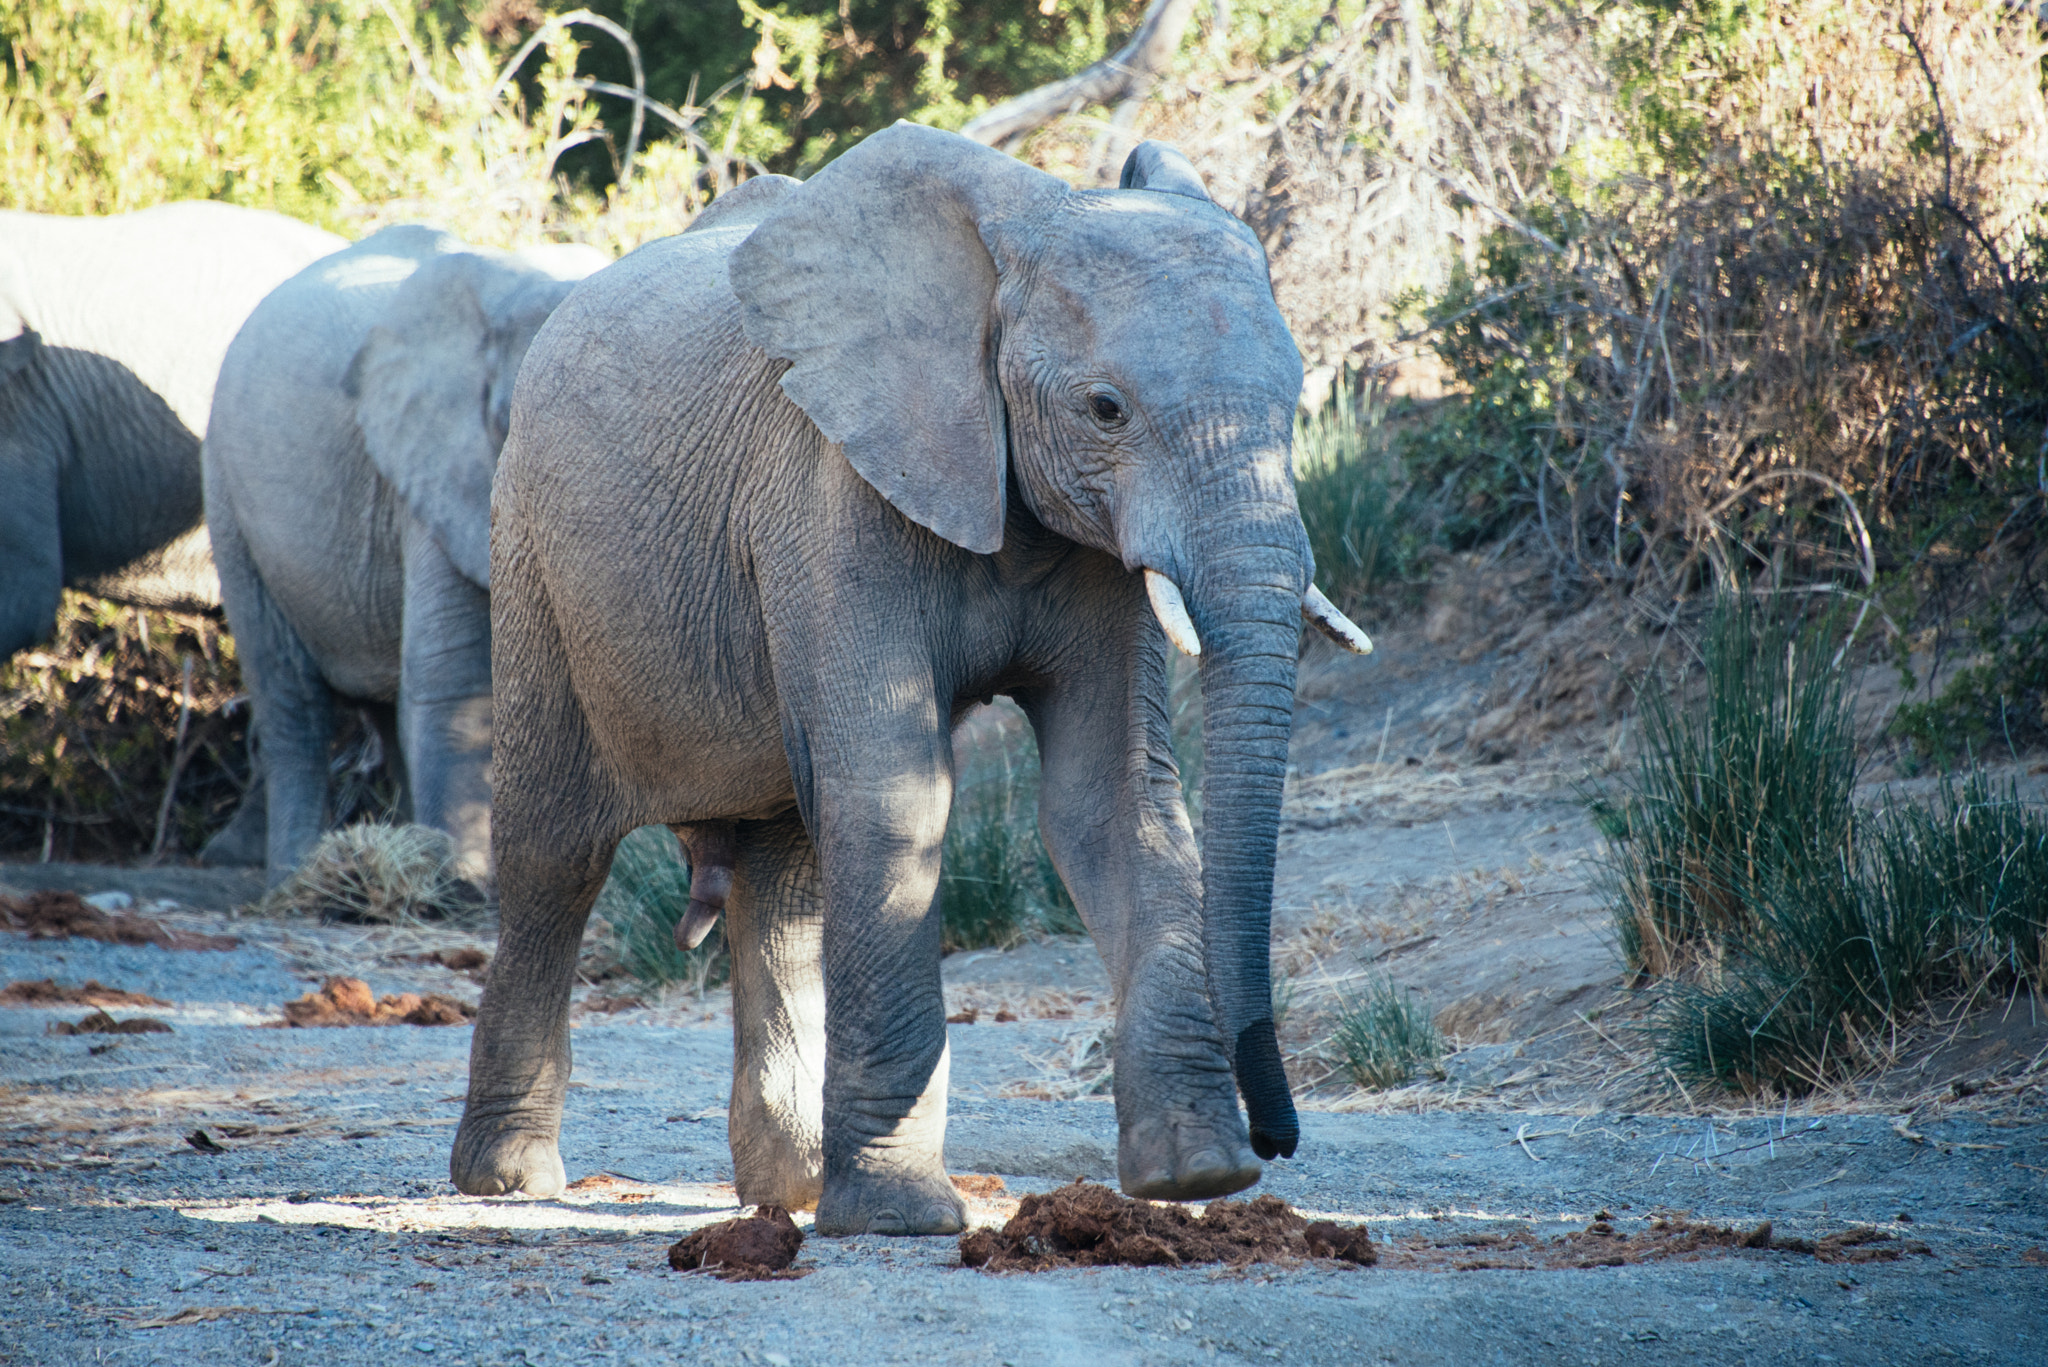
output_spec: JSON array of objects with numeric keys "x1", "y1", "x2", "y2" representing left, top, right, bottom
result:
[
  {"x1": 0, "y1": 202, "x2": 343, "y2": 657},
  {"x1": 203, "y1": 227, "x2": 604, "y2": 890},
  {"x1": 459, "y1": 126, "x2": 1371, "y2": 1233}
]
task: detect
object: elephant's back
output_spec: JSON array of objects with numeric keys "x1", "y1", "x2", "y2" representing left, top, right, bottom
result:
[
  {"x1": 498, "y1": 225, "x2": 797, "y2": 820},
  {"x1": 207, "y1": 231, "x2": 444, "y2": 701},
  {"x1": 0, "y1": 202, "x2": 344, "y2": 435}
]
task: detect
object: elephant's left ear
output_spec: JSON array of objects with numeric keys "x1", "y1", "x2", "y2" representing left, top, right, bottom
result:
[
  {"x1": 347, "y1": 254, "x2": 500, "y2": 588},
  {"x1": 728, "y1": 123, "x2": 1068, "y2": 554}
]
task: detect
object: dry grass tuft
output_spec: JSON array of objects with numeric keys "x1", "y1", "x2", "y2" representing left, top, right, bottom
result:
[{"x1": 255, "y1": 823, "x2": 479, "y2": 926}]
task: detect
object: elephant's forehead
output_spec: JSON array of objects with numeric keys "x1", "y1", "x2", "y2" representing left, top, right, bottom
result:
[{"x1": 1037, "y1": 192, "x2": 1269, "y2": 286}]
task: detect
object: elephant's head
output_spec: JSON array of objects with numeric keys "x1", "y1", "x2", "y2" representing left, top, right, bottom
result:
[
  {"x1": 347, "y1": 248, "x2": 602, "y2": 587},
  {"x1": 730, "y1": 123, "x2": 1370, "y2": 1163}
]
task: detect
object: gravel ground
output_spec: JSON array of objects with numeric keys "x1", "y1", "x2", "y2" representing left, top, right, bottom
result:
[{"x1": 4, "y1": 907, "x2": 2045, "y2": 1367}]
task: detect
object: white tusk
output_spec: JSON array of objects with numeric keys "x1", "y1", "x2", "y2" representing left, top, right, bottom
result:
[
  {"x1": 1302, "y1": 585, "x2": 1373, "y2": 654},
  {"x1": 1144, "y1": 569, "x2": 1202, "y2": 658}
]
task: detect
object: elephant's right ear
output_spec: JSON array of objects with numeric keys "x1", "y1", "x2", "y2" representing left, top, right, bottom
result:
[
  {"x1": 347, "y1": 255, "x2": 498, "y2": 588},
  {"x1": 728, "y1": 124, "x2": 1068, "y2": 555}
]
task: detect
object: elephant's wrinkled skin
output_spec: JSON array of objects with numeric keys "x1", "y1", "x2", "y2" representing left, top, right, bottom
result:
[
  {"x1": 461, "y1": 126, "x2": 1368, "y2": 1234},
  {"x1": 0, "y1": 202, "x2": 343, "y2": 660},
  {"x1": 203, "y1": 227, "x2": 603, "y2": 889}
]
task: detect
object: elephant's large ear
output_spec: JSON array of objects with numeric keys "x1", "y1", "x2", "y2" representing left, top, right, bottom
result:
[
  {"x1": 728, "y1": 123, "x2": 1068, "y2": 554},
  {"x1": 347, "y1": 254, "x2": 498, "y2": 588},
  {"x1": 1118, "y1": 141, "x2": 1210, "y2": 201}
]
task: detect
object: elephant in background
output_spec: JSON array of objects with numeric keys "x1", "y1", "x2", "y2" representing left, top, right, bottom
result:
[
  {"x1": 0, "y1": 201, "x2": 344, "y2": 657},
  {"x1": 203, "y1": 227, "x2": 605, "y2": 890},
  {"x1": 457, "y1": 126, "x2": 1371, "y2": 1233}
]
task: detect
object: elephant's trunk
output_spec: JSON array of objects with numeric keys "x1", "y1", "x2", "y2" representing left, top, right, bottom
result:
[{"x1": 1185, "y1": 535, "x2": 1305, "y2": 1162}]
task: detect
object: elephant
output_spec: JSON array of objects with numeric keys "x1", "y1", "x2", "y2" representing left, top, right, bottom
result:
[
  {"x1": 202, "y1": 226, "x2": 605, "y2": 891},
  {"x1": 0, "y1": 201, "x2": 344, "y2": 657},
  {"x1": 455, "y1": 124, "x2": 1372, "y2": 1235}
]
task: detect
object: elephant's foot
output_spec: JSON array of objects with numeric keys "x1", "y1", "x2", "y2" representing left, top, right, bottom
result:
[
  {"x1": 450, "y1": 1115, "x2": 566, "y2": 1197},
  {"x1": 1117, "y1": 1111, "x2": 1262, "y2": 1201},
  {"x1": 813, "y1": 1160, "x2": 965, "y2": 1237}
]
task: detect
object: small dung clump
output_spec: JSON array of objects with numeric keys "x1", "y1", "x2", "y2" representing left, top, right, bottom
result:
[
  {"x1": 278, "y1": 976, "x2": 474, "y2": 1027},
  {"x1": 0, "y1": 890, "x2": 237, "y2": 951},
  {"x1": 668, "y1": 1206, "x2": 806, "y2": 1281},
  {"x1": 47, "y1": 1008, "x2": 173, "y2": 1036},
  {"x1": 958, "y1": 1181, "x2": 1375, "y2": 1272},
  {"x1": 2, "y1": 978, "x2": 170, "y2": 1008}
]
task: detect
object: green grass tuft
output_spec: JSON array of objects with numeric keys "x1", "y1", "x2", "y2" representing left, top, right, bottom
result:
[
  {"x1": 1594, "y1": 596, "x2": 2048, "y2": 1093},
  {"x1": 1596, "y1": 597, "x2": 1858, "y2": 975},
  {"x1": 1331, "y1": 975, "x2": 1444, "y2": 1091}
]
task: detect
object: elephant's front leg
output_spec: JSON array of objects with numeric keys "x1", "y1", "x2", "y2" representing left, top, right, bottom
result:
[
  {"x1": 801, "y1": 719, "x2": 963, "y2": 1236},
  {"x1": 398, "y1": 524, "x2": 493, "y2": 892},
  {"x1": 1021, "y1": 630, "x2": 1262, "y2": 1201}
]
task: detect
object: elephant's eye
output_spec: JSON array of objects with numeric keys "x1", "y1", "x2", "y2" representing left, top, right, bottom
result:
[{"x1": 1087, "y1": 389, "x2": 1127, "y2": 426}]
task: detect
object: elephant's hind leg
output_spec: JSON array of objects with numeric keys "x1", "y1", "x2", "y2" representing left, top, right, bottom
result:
[
  {"x1": 204, "y1": 478, "x2": 333, "y2": 884},
  {"x1": 722, "y1": 813, "x2": 827, "y2": 1210},
  {"x1": 449, "y1": 809, "x2": 609, "y2": 1198},
  {"x1": 451, "y1": 544, "x2": 610, "y2": 1199}
]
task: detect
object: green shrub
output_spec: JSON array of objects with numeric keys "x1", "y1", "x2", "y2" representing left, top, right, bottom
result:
[
  {"x1": 595, "y1": 825, "x2": 726, "y2": 991},
  {"x1": 1330, "y1": 975, "x2": 1443, "y2": 1090},
  {"x1": 1893, "y1": 621, "x2": 2048, "y2": 765},
  {"x1": 1596, "y1": 596, "x2": 1859, "y2": 974}
]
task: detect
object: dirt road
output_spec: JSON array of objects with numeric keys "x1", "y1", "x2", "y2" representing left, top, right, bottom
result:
[{"x1": 3, "y1": 897, "x2": 2044, "y2": 1367}]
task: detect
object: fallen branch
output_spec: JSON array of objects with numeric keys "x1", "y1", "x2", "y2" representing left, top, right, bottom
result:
[{"x1": 961, "y1": 0, "x2": 1200, "y2": 149}]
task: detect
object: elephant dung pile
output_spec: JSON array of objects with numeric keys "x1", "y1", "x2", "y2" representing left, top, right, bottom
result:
[
  {"x1": 958, "y1": 1182, "x2": 1376, "y2": 1272},
  {"x1": 1, "y1": 978, "x2": 170, "y2": 1008},
  {"x1": 275, "y1": 976, "x2": 474, "y2": 1028},
  {"x1": 667, "y1": 1206, "x2": 808, "y2": 1281},
  {"x1": 0, "y1": 890, "x2": 238, "y2": 951}
]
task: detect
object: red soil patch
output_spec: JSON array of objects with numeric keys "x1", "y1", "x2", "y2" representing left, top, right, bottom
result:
[
  {"x1": 959, "y1": 1182, "x2": 1376, "y2": 1272},
  {"x1": 47, "y1": 1008, "x2": 172, "y2": 1035},
  {"x1": 277, "y1": 977, "x2": 475, "y2": 1027},
  {"x1": 0, "y1": 890, "x2": 237, "y2": 951},
  {"x1": 952, "y1": 1174, "x2": 1008, "y2": 1200},
  {"x1": 1378, "y1": 1215, "x2": 1935, "y2": 1271},
  {"x1": 1, "y1": 978, "x2": 170, "y2": 1008},
  {"x1": 668, "y1": 1206, "x2": 807, "y2": 1281}
]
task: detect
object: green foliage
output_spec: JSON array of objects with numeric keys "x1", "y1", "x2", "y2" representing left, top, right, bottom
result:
[
  {"x1": 583, "y1": 0, "x2": 1147, "y2": 172},
  {"x1": 1293, "y1": 384, "x2": 1433, "y2": 609},
  {"x1": 1595, "y1": 597, "x2": 1859, "y2": 973},
  {"x1": 1893, "y1": 622, "x2": 2048, "y2": 765},
  {"x1": 1330, "y1": 974, "x2": 1443, "y2": 1090},
  {"x1": 940, "y1": 712, "x2": 1081, "y2": 953},
  {"x1": 1, "y1": 1, "x2": 445, "y2": 223},
  {"x1": 596, "y1": 825, "x2": 727, "y2": 991}
]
